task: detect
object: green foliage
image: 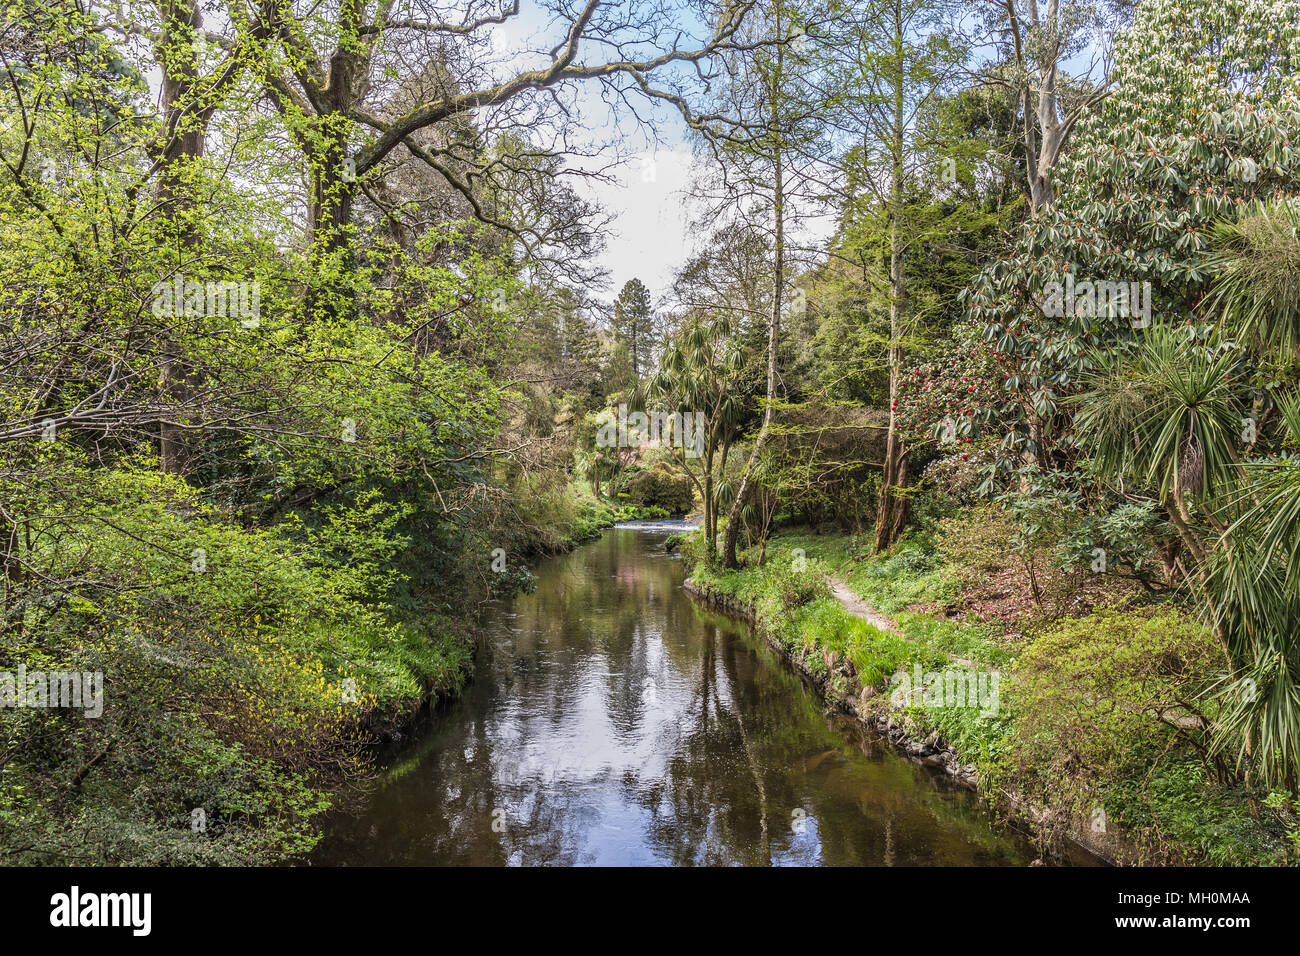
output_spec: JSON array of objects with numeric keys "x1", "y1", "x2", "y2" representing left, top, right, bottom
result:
[
  {"x1": 935, "y1": 503, "x2": 1017, "y2": 580},
  {"x1": 0, "y1": 5, "x2": 541, "y2": 863},
  {"x1": 617, "y1": 462, "x2": 696, "y2": 514},
  {"x1": 790, "y1": 599, "x2": 918, "y2": 688},
  {"x1": 914, "y1": 690, "x2": 1016, "y2": 772},
  {"x1": 1073, "y1": 324, "x2": 1248, "y2": 504},
  {"x1": 963, "y1": 0, "x2": 1300, "y2": 479},
  {"x1": 842, "y1": 535, "x2": 959, "y2": 616},
  {"x1": 1108, "y1": 758, "x2": 1291, "y2": 866},
  {"x1": 1207, "y1": 200, "x2": 1300, "y2": 352},
  {"x1": 0, "y1": 465, "x2": 477, "y2": 864},
  {"x1": 997, "y1": 606, "x2": 1240, "y2": 856}
]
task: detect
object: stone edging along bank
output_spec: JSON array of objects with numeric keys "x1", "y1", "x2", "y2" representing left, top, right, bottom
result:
[{"x1": 682, "y1": 576, "x2": 1126, "y2": 865}]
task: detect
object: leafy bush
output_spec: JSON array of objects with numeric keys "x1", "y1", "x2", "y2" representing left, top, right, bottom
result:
[
  {"x1": 0, "y1": 469, "x2": 475, "y2": 865},
  {"x1": 1054, "y1": 499, "x2": 1172, "y2": 586},
  {"x1": 936, "y1": 503, "x2": 1017, "y2": 581},
  {"x1": 619, "y1": 462, "x2": 696, "y2": 514},
  {"x1": 1107, "y1": 758, "x2": 1292, "y2": 865},
  {"x1": 997, "y1": 605, "x2": 1238, "y2": 859}
]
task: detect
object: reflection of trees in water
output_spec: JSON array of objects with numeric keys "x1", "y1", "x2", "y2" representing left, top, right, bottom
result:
[
  {"x1": 316, "y1": 531, "x2": 1035, "y2": 866},
  {"x1": 636, "y1": 619, "x2": 772, "y2": 865},
  {"x1": 636, "y1": 610, "x2": 1031, "y2": 866},
  {"x1": 317, "y1": 662, "x2": 605, "y2": 864}
]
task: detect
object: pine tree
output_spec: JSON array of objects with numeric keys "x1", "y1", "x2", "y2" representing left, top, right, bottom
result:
[{"x1": 612, "y1": 278, "x2": 656, "y2": 379}]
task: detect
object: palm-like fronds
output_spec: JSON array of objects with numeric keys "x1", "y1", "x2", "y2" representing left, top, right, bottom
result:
[
  {"x1": 1193, "y1": 202, "x2": 1300, "y2": 786},
  {"x1": 1228, "y1": 394, "x2": 1300, "y2": 591},
  {"x1": 1072, "y1": 323, "x2": 1246, "y2": 504},
  {"x1": 1202, "y1": 534, "x2": 1300, "y2": 787},
  {"x1": 1206, "y1": 200, "x2": 1300, "y2": 351}
]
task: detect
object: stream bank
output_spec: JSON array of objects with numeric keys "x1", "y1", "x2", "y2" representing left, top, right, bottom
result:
[{"x1": 681, "y1": 572, "x2": 1116, "y2": 865}]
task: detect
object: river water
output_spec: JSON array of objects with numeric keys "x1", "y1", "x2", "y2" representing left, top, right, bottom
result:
[{"x1": 312, "y1": 525, "x2": 1040, "y2": 866}]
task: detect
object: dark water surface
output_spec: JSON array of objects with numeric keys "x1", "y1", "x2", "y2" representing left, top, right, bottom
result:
[{"x1": 313, "y1": 526, "x2": 1041, "y2": 866}]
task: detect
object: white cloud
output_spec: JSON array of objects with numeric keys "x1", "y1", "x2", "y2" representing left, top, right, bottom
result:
[{"x1": 579, "y1": 147, "x2": 701, "y2": 302}]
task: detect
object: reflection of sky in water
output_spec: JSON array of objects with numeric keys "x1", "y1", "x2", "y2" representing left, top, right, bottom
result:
[
  {"x1": 777, "y1": 812, "x2": 824, "y2": 867},
  {"x1": 486, "y1": 614, "x2": 703, "y2": 865},
  {"x1": 313, "y1": 529, "x2": 1047, "y2": 867}
]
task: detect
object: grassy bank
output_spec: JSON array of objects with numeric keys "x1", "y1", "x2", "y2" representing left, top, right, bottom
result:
[{"x1": 683, "y1": 515, "x2": 1300, "y2": 865}]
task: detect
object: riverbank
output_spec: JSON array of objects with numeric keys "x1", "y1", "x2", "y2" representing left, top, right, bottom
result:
[
  {"x1": 277, "y1": 498, "x2": 683, "y2": 859},
  {"x1": 679, "y1": 520, "x2": 1300, "y2": 866}
]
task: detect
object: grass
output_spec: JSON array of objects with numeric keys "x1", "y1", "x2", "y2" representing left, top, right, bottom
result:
[
  {"x1": 788, "y1": 599, "x2": 920, "y2": 689},
  {"x1": 685, "y1": 521, "x2": 1296, "y2": 865}
]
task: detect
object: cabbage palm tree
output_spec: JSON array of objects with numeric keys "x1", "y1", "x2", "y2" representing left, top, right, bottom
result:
[
  {"x1": 1208, "y1": 203, "x2": 1300, "y2": 786},
  {"x1": 646, "y1": 313, "x2": 750, "y2": 560},
  {"x1": 1071, "y1": 322, "x2": 1246, "y2": 572},
  {"x1": 1206, "y1": 200, "x2": 1300, "y2": 353},
  {"x1": 1073, "y1": 200, "x2": 1300, "y2": 786}
]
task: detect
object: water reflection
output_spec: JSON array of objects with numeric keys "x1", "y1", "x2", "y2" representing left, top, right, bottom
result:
[{"x1": 313, "y1": 529, "x2": 1039, "y2": 866}]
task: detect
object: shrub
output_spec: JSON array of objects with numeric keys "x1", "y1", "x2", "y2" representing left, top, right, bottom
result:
[
  {"x1": 936, "y1": 503, "x2": 1017, "y2": 582},
  {"x1": 998, "y1": 605, "x2": 1231, "y2": 859},
  {"x1": 619, "y1": 462, "x2": 696, "y2": 514}
]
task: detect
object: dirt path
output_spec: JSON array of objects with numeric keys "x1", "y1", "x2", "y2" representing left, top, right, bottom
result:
[
  {"x1": 829, "y1": 579, "x2": 899, "y2": 634},
  {"x1": 830, "y1": 575, "x2": 1204, "y2": 734},
  {"x1": 829, "y1": 577, "x2": 977, "y2": 669}
]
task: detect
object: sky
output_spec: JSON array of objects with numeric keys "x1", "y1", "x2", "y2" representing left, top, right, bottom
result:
[
  {"x1": 155, "y1": 1, "x2": 713, "y2": 306},
  {"x1": 163, "y1": 2, "x2": 1113, "y2": 311},
  {"x1": 581, "y1": 146, "x2": 701, "y2": 304},
  {"x1": 489, "y1": 2, "x2": 732, "y2": 306}
]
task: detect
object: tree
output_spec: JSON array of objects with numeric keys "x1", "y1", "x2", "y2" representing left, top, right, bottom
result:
[
  {"x1": 1071, "y1": 202, "x2": 1300, "y2": 787},
  {"x1": 612, "y1": 277, "x2": 656, "y2": 379},
  {"x1": 0, "y1": 2, "x2": 538, "y2": 861},
  {"x1": 963, "y1": 0, "x2": 1300, "y2": 785},
  {"x1": 240, "y1": 0, "x2": 770, "y2": 296},
  {"x1": 648, "y1": 311, "x2": 750, "y2": 554},
  {"x1": 678, "y1": 0, "x2": 832, "y2": 568},
  {"x1": 961, "y1": 0, "x2": 1125, "y2": 212},
  {"x1": 964, "y1": 0, "x2": 1300, "y2": 486},
  {"x1": 820, "y1": 0, "x2": 970, "y2": 551}
]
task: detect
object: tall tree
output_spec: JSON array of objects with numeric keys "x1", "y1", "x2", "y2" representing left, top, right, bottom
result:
[
  {"x1": 612, "y1": 277, "x2": 655, "y2": 379},
  {"x1": 242, "y1": 0, "x2": 768, "y2": 298},
  {"x1": 675, "y1": 0, "x2": 830, "y2": 568},
  {"x1": 961, "y1": 0, "x2": 1124, "y2": 213},
  {"x1": 823, "y1": 0, "x2": 967, "y2": 551}
]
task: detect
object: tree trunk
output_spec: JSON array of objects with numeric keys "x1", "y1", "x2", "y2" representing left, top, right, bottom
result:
[
  {"x1": 303, "y1": 0, "x2": 367, "y2": 316},
  {"x1": 305, "y1": 124, "x2": 358, "y2": 316},
  {"x1": 722, "y1": 149, "x2": 783, "y2": 568},
  {"x1": 721, "y1": 12, "x2": 785, "y2": 570},
  {"x1": 1004, "y1": 0, "x2": 1074, "y2": 214},
  {"x1": 875, "y1": 0, "x2": 908, "y2": 553},
  {"x1": 155, "y1": 0, "x2": 207, "y2": 477},
  {"x1": 703, "y1": 469, "x2": 715, "y2": 558}
]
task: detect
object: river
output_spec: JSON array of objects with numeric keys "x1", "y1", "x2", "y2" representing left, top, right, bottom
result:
[{"x1": 312, "y1": 524, "x2": 1041, "y2": 866}]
